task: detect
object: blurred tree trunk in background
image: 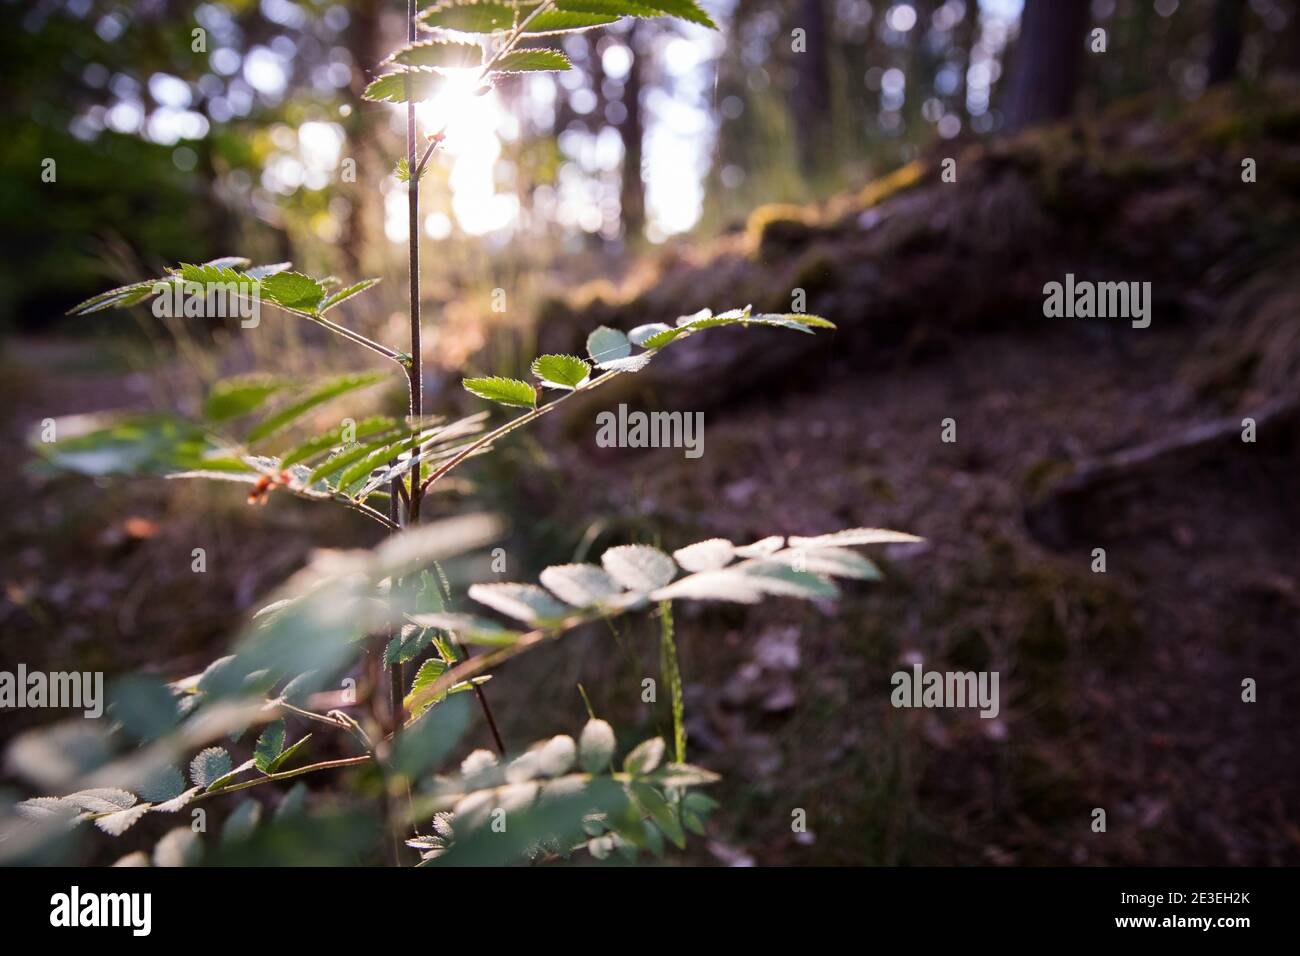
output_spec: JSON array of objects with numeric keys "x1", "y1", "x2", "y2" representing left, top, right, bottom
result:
[
  {"x1": 1002, "y1": 0, "x2": 1089, "y2": 131},
  {"x1": 620, "y1": 24, "x2": 646, "y2": 240},
  {"x1": 950, "y1": 1, "x2": 979, "y2": 128},
  {"x1": 791, "y1": 0, "x2": 833, "y2": 177},
  {"x1": 1207, "y1": 0, "x2": 1247, "y2": 85},
  {"x1": 341, "y1": 0, "x2": 382, "y2": 277}
]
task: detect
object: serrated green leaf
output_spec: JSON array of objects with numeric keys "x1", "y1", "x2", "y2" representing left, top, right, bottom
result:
[
  {"x1": 421, "y1": 0, "x2": 623, "y2": 34},
  {"x1": 395, "y1": 156, "x2": 424, "y2": 183},
  {"x1": 307, "y1": 427, "x2": 407, "y2": 484},
  {"x1": 280, "y1": 416, "x2": 399, "y2": 468},
  {"x1": 154, "y1": 787, "x2": 200, "y2": 814},
  {"x1": 334, "y1": 429, "x2": 431, "y2": 496},
  {"x1": 419, "y1": 0, "x2": 523, "y2": 32},
  {"x1": 463, "y1": 376, "x2": 537, "y2": 408},
  {"x1": 628, "y1": 322, "x2": 671, "y2": 346},
  {"x1": 773, "y1": 546, "x2": 882, "y2": 580},
  {"x1": 492, "y1": 48, "x2": 573, "y2": 73},
  {"x1": 649, "y1": 568, "x2": 764, "y2": 603},
  {"x1": 178, "y1": 261, "x2": 247, "y2": 287},
  {"x1": 246, "y1": 371, "x2": 387, "y2": 444},
  {"x1": 203, "y1": 256, "x2": 253, "y2": 271},
  {"x1": 67, "y1": 279, "x2": 158, "y2": 316},
  {"x1": 206, "y1": 758, "x2": 257, "y2": 792},
  {"x1": 739, "y1": 560, "x2": 840, "y2": 599},
  {"x1": 530, "y1": 354, "x2": 590, "y2": 390},
  {"x1": 254, "y1": 720, "x2": 286, "y2": 773},
  {"x1": 644, "y1": 763, "x2": 721, "y2": 787},
  {"x1": 538, "y1": 563, "x2": 622, "y2": 607},
  {"x1": 751, "y1": 312, "x2": 836, "y2": 330},
  {"x1": 630, "y1": 782, "x2": 686, "y2": 848},
  {"x1": 624, "y1": 737, "x2": 665, "y2": 775},
  {"x1": 258, "y1": 271, "x2": 326, "y2": 313},
  {"x1": 641, "y1": 326, "x2": 686, "y2": 348},
  {"x1": 405, "y1": 658, "x2": 449, "y2": 717},
  {"x1": 384, "y1": 38, "x2": 483, "y2": 70},
  {"x1": 586, "y1": 325, "x2": 631, "y2": 364},
  {"x1": 468, "y1": 583, "x2": 570, "y2": 624},
  {"x1": 601, "y1": 544, "x2": 676, "y2": 591},
  {"x1": 529, "y1": 5, "x2": 620, "y2": 32},
  {"x1": 787, "y1": 528, "x2": 923, "y2": 548},
  {"x1": 95, "y1": 803, "x2": 153, "y2": 837},
  {"x1": 189, "y1": 747, "x2": 232, "y2": 789},
  {"x1": 560, "y1": 0, "x2": 714, "y2": 28},
  {"x1": 319, "y1": 278, "x2": 382, "y2": 313},
  {"x1": 596, "y1": 351, "x2": 654, "y2": 373},
  {"x1": 362, "y1": 69, "x2": 447, "y2": 104},
  {"x1": 244, "y1": 261, "x2": 292, "y2": 280},
  {"x1": 671, "y1": 538, "x2": 735, "y2": 572},
  {"x1": 266, "y1": 734, "x2": 312, "y2": 773},
  {"x1": 138, "y1": 765, "x2": 186, "y2": 803},
  {"x1": 385, "y1": 624, "x2": 435, "y2": 666},
  {"x1": 63, "y1": 788, "x2": 138, "y2": 813}
]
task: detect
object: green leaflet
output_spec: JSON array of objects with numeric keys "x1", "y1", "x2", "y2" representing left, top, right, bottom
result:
[
  {"x1": 492, "y1": 48, "x2": 573, "y2": 73},
  {"x1": 280, "y1": 416, "x2": 400, "y2": 468},
  {"x1": 385, "y1": 624, "x2": 435, "y2": 667},
  {"x1": 600, "y1": 544, "x2": 676, "y2": 591},
  {"x1": 383, "y1": 38, "x2": 484, "y2": 70},
  {"x1": 362, "y1": 69, "x2": 447, "y2": 104},
  {"x1": 319, "y1": 278, "x2": 381, "y2": 313},
  {"x1": 333, "y1": 429, "x2": 432, "y2": 496},
  {"x1": 531, "y1": 353, "x2": 591, "y2": 390},
  {"x1": 623, "y1": 736, "x2": 665, "y2": 775},
  {"x1": 586, "y1": 325, "x2": 630, "y2": 364},
  {"x1": 418, "y1": 0, "x2": 523, "y2": 33},
  {"x1": 405, "y1": 658, "x2": 449, "y2": 717},
  {"x1": 630, "y1": 781, "x2": 686, "y2": 848},
  {"x1": 467, "y1": 583, "x2": 570, "y2": 624},
  {"x1": 66, "y1": 280, "x2": 157, "y2": 315},
  {"x1": 538, "y1": 563, "x2": 622, "y2": 607},
  {"x1": 307, "y1": 428, "x2": 407, "y2": 484},
  {"x1": 189, "y1": 747, "x2": 232, "y2": 789},
  {"x1": 254, "y1": 720, "x2": 286, "y2": 773},
  {"x1": 266, "y1": 734, "x2": 312, "y2": 773},
  {"x1": 245, "y1": 371, "x2": 388, "y2": 444},
  {"x1": 259, "y1": 272, "x2": 327, "y2": 313},
  {"x1": 462, "y1": 375, "x2": 537, "y2": 408},
  {"x1": 558, "y1": 0, "x2": 714, "y2": 28}
]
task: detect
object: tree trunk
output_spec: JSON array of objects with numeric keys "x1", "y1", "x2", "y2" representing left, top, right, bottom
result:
[
  {"x1": 791, "y1": 0, "x2": 833, "y2": 177},
  {"x1": 1207, "y1": 0, "x2": 1247, "y2": 85},
  {"x1": 620, "y1": 24, "x2": 646, "y2": 240},
  {"x1": 1002, "y1": 0, "x2": 1090, "y2": 131},
  {"x1": 340, "y1": 0, "x2": 383, "y2": 277}
]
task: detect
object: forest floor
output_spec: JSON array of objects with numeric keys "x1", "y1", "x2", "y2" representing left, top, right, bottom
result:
[{"x1": 2, "y1": 82, "x2": 1298, "y2": 865}]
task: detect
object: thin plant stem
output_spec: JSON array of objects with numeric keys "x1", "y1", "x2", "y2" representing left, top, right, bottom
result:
[
  {"x1": 480, "y1": 0, "x2": 556, "y2": 77},
  {"x1": 192, "y1": 755, "x2": 373, "y2": 801},
  {"x1": 404, "y1": 0, "x2": 423, "y2": 524},
  {"x1": 418, "y1": 370, "x2": 623, "y2": 495}
]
